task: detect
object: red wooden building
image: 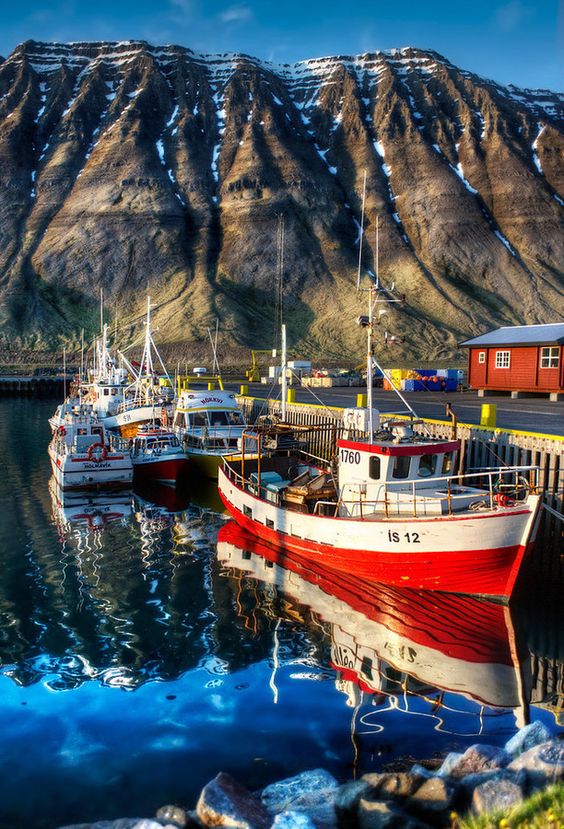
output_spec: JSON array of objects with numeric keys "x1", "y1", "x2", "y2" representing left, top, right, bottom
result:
[{"x1": 460, "y1": 323, "x2": 564, "y2": 401}]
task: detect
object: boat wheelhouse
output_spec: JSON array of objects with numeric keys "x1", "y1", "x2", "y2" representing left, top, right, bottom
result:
[
  {"x1": 218, "y1": 410, "x2": 541, "y2": 601},
  {"x1": 172, "y1": 389, "x2": 247, "y2": 478},
  {"x1": 48, "y1": 409, "x2": 133, "y2": 491},
  {"x1": 129, "y1": 428, "x2": 189, "y2": 487}
]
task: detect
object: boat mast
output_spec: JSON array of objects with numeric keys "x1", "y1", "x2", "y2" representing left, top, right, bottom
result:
[
  {"x1": 367, "y1": 284, "x2": 374, "y2": 437},
  {"x1": 140, "y1": 296, "x2": 154, "y2": 380},
  {"x1": 356, "y1": 170, "x2": 367, "y2": 290},
  {"x1": 281, "y1": 323, "x2": 288, "y2": 421}
]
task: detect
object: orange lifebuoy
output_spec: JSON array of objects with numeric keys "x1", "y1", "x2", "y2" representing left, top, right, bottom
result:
[
  {"x1": 58, "y1": 425, "x2": 66, "y2": 437},
  {"x1": 87, "y1": 442, "x2": 108, "y2": 462}
]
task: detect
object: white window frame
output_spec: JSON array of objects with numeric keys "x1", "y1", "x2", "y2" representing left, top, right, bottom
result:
[
  {"x1": 495, "y1": 350, "x2": 510, "y2": 369},
  {"x1": 540, "y1": 346, "x2": 560, "y2": 369},
  {"x1": 478, "y1": 351, "x2": 486, "y2": 364}
]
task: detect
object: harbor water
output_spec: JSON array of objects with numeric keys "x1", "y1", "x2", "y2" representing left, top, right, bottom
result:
[{"x1": 0, "y1": 398, "x2": 561, "y2": 829}]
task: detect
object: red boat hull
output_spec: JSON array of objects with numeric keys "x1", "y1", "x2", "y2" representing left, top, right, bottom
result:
[
  {"x1": 133, "y1": 457, "x2": 189, "y2": 486},
  {"x1": 218, "y1": 490, "x2": 535, "y2": 601}
]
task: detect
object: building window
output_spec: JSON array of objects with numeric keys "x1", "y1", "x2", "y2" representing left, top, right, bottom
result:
[
  {"x1": 478, "y1": 352, "x2": 486, "y2": 364},
  {"x1": 540, "y1": 347, "x2": 560, "y2": 369},
  {"x1": 495, "y1": 350, "x2": 510, "y2": 368}
]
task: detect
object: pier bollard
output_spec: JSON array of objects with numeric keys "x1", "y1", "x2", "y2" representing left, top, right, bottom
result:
[
  {"x1": 207, "y1": 382, "x2": 215, "y2": 391},
  {"x1": 287, "y1": 389, "x2": 296, "y2": 403},
  {"x1": 357, "y1": 393, "x2": 367, "y2": 408},
  {"x1": 480, "y1": 403, "x2": 497, "y2": 428},
  {"x1": 239, "y1": 384, "x2": 249, "y2": 396}
]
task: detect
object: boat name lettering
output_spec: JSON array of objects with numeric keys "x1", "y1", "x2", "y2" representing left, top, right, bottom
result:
[
  {"x1": 83, "y1": 462, "x2": 112, "y2": 470},
  {"x1": 340, "y1": 448, "x2": 361, "y2": 465},
  {"x1": 200, "y1": 397, "x2": 224, "y2": 405},
  {"x1": 387, "y1": 530, "x2": 420, "y2": 543}
]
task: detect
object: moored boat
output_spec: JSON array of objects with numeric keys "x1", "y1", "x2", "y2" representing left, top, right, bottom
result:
[
  {"x1": 172, "y1": 388, "x2": 248, "y2": 478},
  {"x1": 129, "y1": 427, "x2": 189, "y2": 486},
  {"x1": 48, "y1": 409, "x2": 133, "y2": 491},
  {"x1": 218, "y1": 417, "x2": 541, "y2": 601},
  {"x1": 218, "y1": 273, "x2": 541, "y2": 601}
]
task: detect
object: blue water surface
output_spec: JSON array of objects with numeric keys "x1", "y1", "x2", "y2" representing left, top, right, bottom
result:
[{"x1": 0, "y1": 398, "x2": 561, "y2": 829}]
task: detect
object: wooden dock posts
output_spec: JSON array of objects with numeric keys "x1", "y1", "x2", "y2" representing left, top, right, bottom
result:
[{"x1": 237, "y1": 395, "x2": 564, "y2": 582}]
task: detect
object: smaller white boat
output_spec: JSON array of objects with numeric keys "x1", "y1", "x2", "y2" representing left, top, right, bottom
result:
[
  {"x1": 48, "y1": 408, "x2": 133, "y2": 491},
  {"x1": 129, "y1": 427, "x2": 189, "y2": 486}
]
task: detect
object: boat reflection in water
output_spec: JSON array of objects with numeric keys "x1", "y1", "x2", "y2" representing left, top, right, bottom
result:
[
  {"x1": 49, "y1": 477, "x2": 133, "y2": 537},
  {"x1": 217, "y1": 521, "x2": 534, "y2": 747}
]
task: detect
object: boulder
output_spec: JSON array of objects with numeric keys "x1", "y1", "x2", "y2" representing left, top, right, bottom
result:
[
  {"x1": 448, "y1": 744, "x2": 510, "y2": 778},
  {"x1": 505, "y1": 722, "x2": 552, "y2": 758},
  {"x1": 357, "y1": 798, "x2": 427, "y2": 829},
  {"x1": 197, "y1": 772, "x2": 270, "y2": 829},
  {"x1": 508, "y1": 741, "x2": 564, "y2": 787},
  {"x1": 405, "y1": 777, "x2": 458, "y2": 825},
  {"x1": 155, "y1": 806, "x2": 189, "y2": 828},
  {"x1": 59, "y1": 822, "x2": 178, "y2": 829},
  {"x1": 361, "y1": 773, "x2": 423, "y2": 800},
  {"x1": 273, "y1": 812, "x2": 317, "y2": 829},
  {"x1": 261, "y1": 769, "x2": 339, "y2": 828},
  {"x1": 435, "y1": 753, "x2": 463, "y2": 778},
  {"x1": 60, "y1": 817, "x2": 177, "y2": 829},
  {"x1": 458, "y1": 768, "x2": 527, "y2": 800},
  {"x1": 334, "y1": 780, "x2": 373, "y2": 827},
  {"x1": 471, "y1": 778, "x2": 524, "y2": 815}
]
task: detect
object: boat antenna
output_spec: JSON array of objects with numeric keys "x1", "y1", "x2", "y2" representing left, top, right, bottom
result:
[
  {"x1": 63, "y1": 345, "x2": 67, "y2": 401},
  {"x1": 375, "y1": 214, "x2": 379, "y2": 290},
  {"x1": 80, "y1": 328, "x2": 84, "y2": 387},
  {"x1": 207, "y1": 319, "x2": 221, "y2": 377},
  {"x1": 100, "y1": 288, "x2": 104, "y2": 334},
  {"x1": 281, "y1": 323, "x2": 288, "y2": 421},
  {"x1": 356, "y1": 170, "x2": 367, "y2": 290},
  {"x1": 274, "y1": 213, "x2": 285, "y2": 351}
]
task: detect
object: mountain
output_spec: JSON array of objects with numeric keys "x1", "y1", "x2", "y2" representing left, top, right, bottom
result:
[{"x1": 0, "y1": 40, "x2": 562, "y2": 360}]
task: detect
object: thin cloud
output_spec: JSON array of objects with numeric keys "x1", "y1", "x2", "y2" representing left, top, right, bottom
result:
[
  {"x1": 219, "y1": 5, "x2": 252, "y2": 25},
  {"x1": 495, "y1": 1, "x2": 532, "y2": 32}
]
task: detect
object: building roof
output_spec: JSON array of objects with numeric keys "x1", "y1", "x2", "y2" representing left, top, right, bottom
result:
[{"x1": 460, "y1": 323, "x2": 564, "y2": 348}]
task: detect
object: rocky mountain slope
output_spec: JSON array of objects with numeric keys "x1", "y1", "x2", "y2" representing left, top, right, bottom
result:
[{"x1": 0, "y1": 40, "x2": 562, "y2": 359}]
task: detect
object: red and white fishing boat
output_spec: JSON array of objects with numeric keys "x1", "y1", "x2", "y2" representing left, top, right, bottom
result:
[
  {"x1": 218, "y1": 286, "x2": 541, "y2": 602},
  {"x1": 48, "y1": 408, "x2": 133, "y2": 491},
  {"x1": 130, "y1": 427, "x2": 189, "y2": 486}
]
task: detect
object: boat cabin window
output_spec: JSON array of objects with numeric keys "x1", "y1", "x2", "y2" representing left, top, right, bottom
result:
[
  {"x1": 417, "y1": 454, "x2": 437, "y2": 478},
  {"x1": 174, "y1": 412, "x2": 185, "y2": 428},
  {"x1": 369, "y1": 456, "x2": 381, "y2": 480},
  {"x1": 392, "y1": 456, "x2": 411, "y2": 479},
  {"x1": 190, "y1": 412, "x2": 208, "y2": 428},
  {"x1": 111, "y1": 388, "x2": 118, "y2": 396},
  {"x1": 103, "y1": 388, "x2": 110, "y2": 396},
  {"x1": 209, "y1": 411, "x2": 229, "y2": 426},
  {"x1": 442, "y1": 452, "x2": 455, "y2": 474},
  {"x1": 92, "y1": 427, "x2": 103, "y2": 437}
]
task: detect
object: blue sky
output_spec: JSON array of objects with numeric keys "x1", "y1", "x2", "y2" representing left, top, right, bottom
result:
[{"x1": 0, "y1": 0, "x2": 562, "y2": 90}]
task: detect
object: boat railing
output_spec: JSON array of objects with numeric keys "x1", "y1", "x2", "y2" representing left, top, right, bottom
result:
[
  {"x1": 223, "y1": 457, "x2": 539, "y2": 518},
  {"x1": 341, "y1": 465, "x2": 539, "y2": 518}
]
